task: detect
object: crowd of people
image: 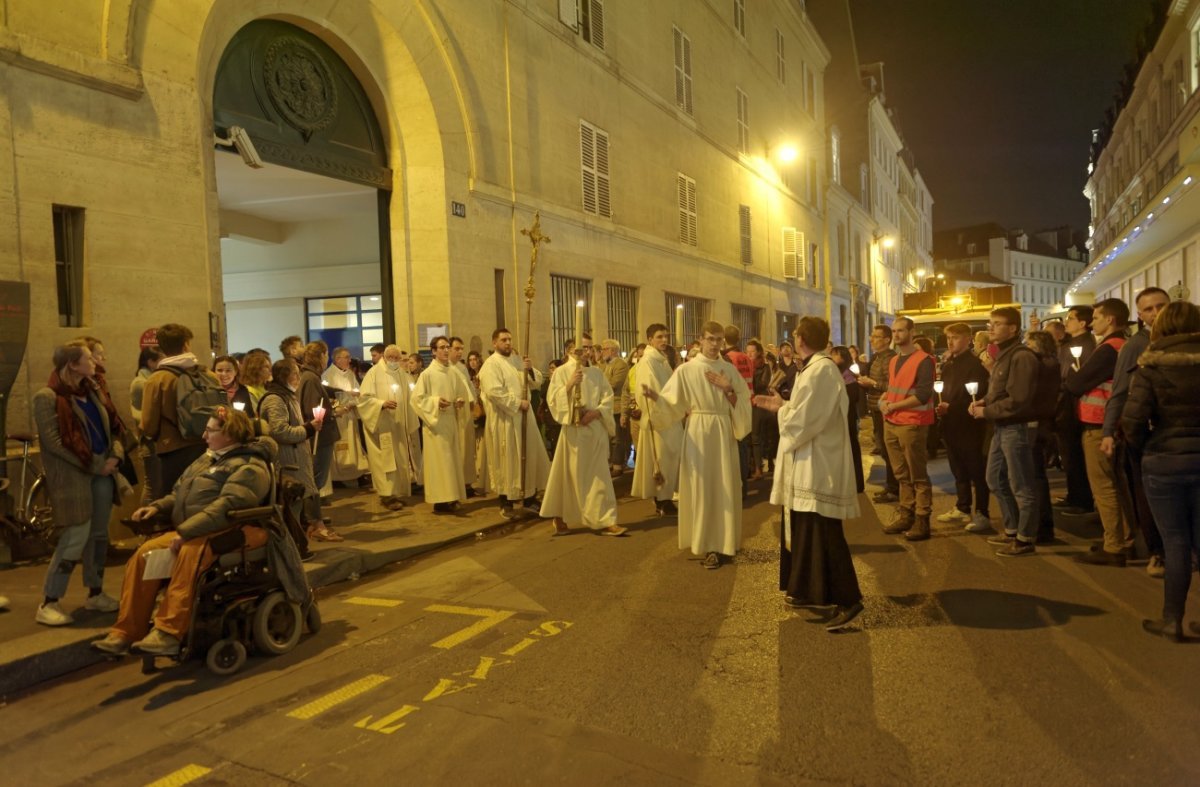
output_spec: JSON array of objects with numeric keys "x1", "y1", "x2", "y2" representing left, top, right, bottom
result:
[{"x1": 14, "y1": 288, "x2": 1200, "y2": 641}]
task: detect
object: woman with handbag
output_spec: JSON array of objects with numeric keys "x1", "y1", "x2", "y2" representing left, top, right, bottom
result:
[{"x1": 32, "y1": 344, "x2": 128, "y2": 626}]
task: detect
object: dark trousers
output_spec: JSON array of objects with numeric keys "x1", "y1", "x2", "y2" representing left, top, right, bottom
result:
[
  {"x1": 610, "y1": 419, "x2": 631, "y2": 468},
  {"x1": 943, "y1": 418, "x2": 989, "y2": 516},
  {"x1": 1114, "y1": 438, "x2": 1162, "y2": 556},
  {"x1": 1143, "y1": 469, "x2": 1200, "y2": 621},
  {"x1": 154, "y1": 443, "x2": 206, "y2": 500},
  {"x1": 1032, "y1": 426, "x2": 1054, "y2": 539},
  {"x1": 871, "y1": 409, "x2": 898, "y2": 494},
  {"x1": 1058, "y1": 418, "x2": 1094, "y2": 510},
  {"x1": 780, "y1": 510, "x2": 862, "y2": 607}
]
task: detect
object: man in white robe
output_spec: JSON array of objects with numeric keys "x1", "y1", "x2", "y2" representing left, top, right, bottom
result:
[
  {"x1": 644, "y1": 321, "x2": 752, "y2": 569},
  {"x1": 411, "y1": 336, "x2": 471, "y2": 513},
  {"x1": 321, "y1": 347, "x2": 367, "y2": 488},
  {"x1": 631, "y1": 323, "x2": 683, "y2": 516},
  {"x1": 479, "y1": 328, "x2": 551, "y2": 519},
  {"x1": 539, "y1": 335, "x2": 626, "y2": 536},
  {"x1": 357, "y1": 345, "x2": 420, "y2": 511},
  {"x1": 757, "y1": 316, "x2": 863, "y2": 631},
  {"x1": 449, "y1": 337, "x2": 479, "y2": 497}
]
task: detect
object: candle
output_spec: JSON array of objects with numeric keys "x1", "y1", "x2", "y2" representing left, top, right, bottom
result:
[
  {"x1": 674, "y1": 304, "x2": 684, "y2": 346},
  {"x1": 1069, "y1": 346, "x2": 1083, "y2": 359},
  {"x1": 850, "y1": 362, "x2": 861, "y2": 376},
  {"x1": 933, "y1": 380, "x2": 944, "y2": 394},
  {"x1": 965, "y1": 381, "x2": 979, "y2": 401},
  {"x1": 232, "y1": 401, "x2": 246, "y2": 412},
  {"x1": 311, "y1": 405, "x2": 326, "y2": 421},
  {"x1": 409, "y1": 382, "x2": 416, "y2": 391},
  {"x1": 575, "y1": 299, "x2": 585, "y2": 349},
  {"x1": 390, "y1": 383, "x2": 399, "y2": 401}
]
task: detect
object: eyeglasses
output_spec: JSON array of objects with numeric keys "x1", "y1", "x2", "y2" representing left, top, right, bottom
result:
[{"x1": 203, "y1": 425, "x2": 221, "y2": 434}]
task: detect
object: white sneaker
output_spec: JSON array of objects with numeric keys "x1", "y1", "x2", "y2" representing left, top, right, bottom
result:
[
  {"x1": 936, "y1": 508, "x2": 968, "y2": 523},
  {"x1": 1147, "y1": 555, "x2": 1166, "y2": 579},
  {"x1": 0, "y1": 594, "x2": 9, "y2": 611},
  {"x1": 84, "y1": 592, "x2": 120, "y2": 613},
  {"x1": 965, "y1": 513, "x2": 992, "y2": 533},
  {"x1": 36, "y1": 602, "x2": 73, "y2": 627}
]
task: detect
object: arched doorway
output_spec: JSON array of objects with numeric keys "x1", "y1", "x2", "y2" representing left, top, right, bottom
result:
[{"x1": 212, "y1": 19, "x2": 393, "y2": 358}]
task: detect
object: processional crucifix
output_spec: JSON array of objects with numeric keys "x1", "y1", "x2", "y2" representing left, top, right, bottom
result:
[{"x1": 517, "y1": 211, "x2": 550, "y2": 502}]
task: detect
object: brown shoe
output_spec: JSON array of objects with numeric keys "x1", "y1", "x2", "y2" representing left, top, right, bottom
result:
[
  {"x1": 904, "y1": 515, "x2": 931, "y2": 541},
  {"x1": 550, "y1": 517, "x2": 570, "y2": 536},
  {"x1": 882, "y1": 510, "x2": 914, "y2": 535}
]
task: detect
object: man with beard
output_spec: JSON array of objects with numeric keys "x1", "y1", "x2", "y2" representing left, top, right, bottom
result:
[
  {"x1": 632, "y1": 323, "x2": 683, "y2": 516},
  {"x1": 478, "y1": 328, "x2": 551, "y2": 519},
  {"x1": 411, "y1": 336, "x2": 472, "y2": 513}
]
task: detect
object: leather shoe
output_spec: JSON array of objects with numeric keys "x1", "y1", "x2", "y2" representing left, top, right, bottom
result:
[
  {"x1": 1074, "y1": 550, "x2": 1127, "y2": 567},
  {"x1": 1143, "y1": 618, "x2": 1183, "y2": 642},
  {"x1": 904, "y1": 516, "x2": 931, "y2": 541},
  {"x1": 882, "y1": 511, "x2": 914, "y2": 535}
]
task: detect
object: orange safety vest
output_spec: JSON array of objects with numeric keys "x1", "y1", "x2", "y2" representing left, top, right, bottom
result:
[
  {"x1": 1077, "y1": 336, "x2": 1127, "y2": 424},
  {"x1": 884, "y1": 349, "x2": 935, "y2": 426}
]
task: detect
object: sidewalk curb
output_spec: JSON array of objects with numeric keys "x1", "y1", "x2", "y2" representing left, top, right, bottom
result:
[{"x1": 0, "y1": 515, "x2": 521, "y2": 700}]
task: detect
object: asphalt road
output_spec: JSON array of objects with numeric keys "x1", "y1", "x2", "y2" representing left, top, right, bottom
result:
[{"x1": 2, "y1": 466, "x2": 1199, "y2": 786}]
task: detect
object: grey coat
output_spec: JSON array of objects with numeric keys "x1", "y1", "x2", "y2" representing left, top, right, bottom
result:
[
  {"x1": 258, "y1": 384, "x2": 318, "y2": 497},
  {"x1": 32, "y1": 385, "x2": 124, "y2": 528},
  {"x1": 151, "y1": 438, "x2": 277, "y2": 540}
]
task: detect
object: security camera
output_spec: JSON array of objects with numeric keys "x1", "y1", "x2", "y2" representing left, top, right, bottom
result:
[{"x1": 215, "y1": 125, "x2": 264, "y2": 169}]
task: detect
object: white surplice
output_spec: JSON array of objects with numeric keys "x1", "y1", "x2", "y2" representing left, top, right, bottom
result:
[
  {"x1": 538, "y1": 359, "x2": 617, "y2": 528},
  {"x1": 631, "y1": 346, "x2": 683, "y2": 502},
  {"x1": 770, "y1": 353, "x2": 860, "y2": 531},
  {"x1": 649, "y1": 353, "x2": 752, "y2": 556},
  {"x1": 452, "y1": 361, "x2": 477, "y2": 488},
  {"x1": 410, "y1": 361, "x2": 471, "y2": 504},
  {"x1": 321, "y1": 364, "x2": 367, "y2": 482},
  {"x1": 357, "y1": 361, "x2": 420, "y2": 498},
  {"x1": 478, "y1": 351, "x2": 550, "y2": 499}
]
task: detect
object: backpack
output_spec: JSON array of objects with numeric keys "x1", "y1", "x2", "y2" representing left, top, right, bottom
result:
[{"x1": 166, "y1": 366, "x2": 228, "y2": 439}]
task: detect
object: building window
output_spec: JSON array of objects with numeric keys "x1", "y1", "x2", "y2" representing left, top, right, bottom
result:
[
  {"x1": 736, "y1": 88, "x2": 749, "y2": 154},
  {"x1": 580, "y1": 0, "x2": 605, "y2": 50},
  {"x1": 806, "y1": 156, "x2": 818, "y2": 206},
  {"x1": 307, "y1": 295, "x2": 384, "y2": 360},
  {"x1": 580, "y1": 120, "x2": 612, "y2": 217},
  {"x1": 830, "y1": 128, "x2": 841, "y2": 185},
  {"x1": 677, "y1": 172, "x2": 697, "y2": 246},
  {"x1": 673, "y1": 26, "x2": 693, "y2": 115},
  {"x1": 776, "y1": 311, "x2": 798, "y2": 344},
  {"x1": 859, "y1": 163, "x2": 869, "y2": 209},
  {"x1": 52, "y1": 205, "x2": 85, "y2": 328},
  {"x1": 551, "y1": 274, "x2": 592, "y2": 355},
  {"x1": 733, "y1": 0, "x2": 745, "y2": 37},
  {"x1": 606, "y1": 283, "x2": 638, "y2": 355},
  {"x1": 664, "y1": 292, "x2": 709, "y2": 346},
  {"x1": 731, "y1": 303, "x2": 762, "y2": 343},
  {"x1": 804, "y1": 63, "x2": 815, "y2": 114},
  {"x1": 838, "y1": 304, "x2": 848, "y2": 344},
  {"x1": 837, "y1": 223, "x2": 846, "y2": 277},
  {"x1": 776, "y1": 29, "x2": 786, "y2": 83},
  {"x1": 782, "y1": 227, "x2": 805, "y2": 279},
  {"x1": 854, "y1": 231, "x2": 863, "y2": 281},
  {"x1": 810, "y1": 242, "x2": 820, "y2": 288},
  {"x1": 738, "y1": 204, "x2": 752, "y2": 265}
]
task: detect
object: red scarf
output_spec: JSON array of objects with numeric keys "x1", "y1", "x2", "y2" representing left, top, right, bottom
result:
[{"x1": 48, "y1": 370, "x2": 124, "y2": 467}]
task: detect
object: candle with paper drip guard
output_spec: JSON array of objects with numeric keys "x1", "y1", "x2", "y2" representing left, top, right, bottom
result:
[
  {"x1": 575, "y1": 299, "x2": 585, "y2": 350},
  {"x1": 933, "y1": 380, "x2": 944, "y2": 394},
  {"x1": 965, "y1": 381, "x2": 979, "y2": 402},
  {"x1": 232, "y1": 401, "x2": 246, "y2": 412},
  {"x1": 674, "y1": 303, "x2": 684, "y2": 347},
  {"x1": 310, "y1": 405, "x2": 326, "y2": 455},
  {"x1": 390, "y1": 383, "x2": 399, "y2": 402},
  {"x1": 850, "y1": 362, "x2": 861, "y2": 376},
  {"x1": 1070, "y1": 344, "x2": 1083, "y2": 371}
]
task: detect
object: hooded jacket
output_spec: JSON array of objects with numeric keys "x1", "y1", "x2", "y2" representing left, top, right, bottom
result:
[
  {"x1": 152, "y1": 437, "x2": 277, "y2": 539},
  {"x1": 1122, "y1": 332, "x2": 1200, "y2": 474}
]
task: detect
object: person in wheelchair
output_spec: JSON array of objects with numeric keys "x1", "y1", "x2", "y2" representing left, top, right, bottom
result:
[{"x1": 92, "y1": 407, "x2": 275, "y2": 656}]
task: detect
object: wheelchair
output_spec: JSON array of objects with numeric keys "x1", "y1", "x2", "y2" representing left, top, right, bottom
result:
[{"x1": 130, "y1": 467, "x2": 320, "y2": 676}]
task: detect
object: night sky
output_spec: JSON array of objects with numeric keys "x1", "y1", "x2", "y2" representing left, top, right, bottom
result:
[{"x1": 851, "y1": 0, "x2": 1156, "y2": 234}]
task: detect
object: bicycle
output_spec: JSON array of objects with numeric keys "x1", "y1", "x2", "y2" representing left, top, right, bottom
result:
[{"x1": 0, "y1": 433, "x2": 55, "y2": 562}]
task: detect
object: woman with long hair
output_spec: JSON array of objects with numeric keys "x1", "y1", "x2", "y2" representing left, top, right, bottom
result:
[
  {"x1": 239, "y1": 351, "x2": 272, "y2": 413},
  {"x1": 214, "y1": 354, "x2": 253, "y2": 414},
  {"x1": 32, "y1": 344, "x2": 127, "y2": 626}
]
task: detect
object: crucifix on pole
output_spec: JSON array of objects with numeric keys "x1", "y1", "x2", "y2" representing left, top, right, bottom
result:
[{"x1": 517, "y1": 210, "x2": 550, "y2": 504}]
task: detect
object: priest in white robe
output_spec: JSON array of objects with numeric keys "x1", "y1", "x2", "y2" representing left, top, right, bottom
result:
[
  {"x1": 758, "y1": 316, "x2": 863, "y2": 632},
  {"x1": 321, "y1": 347, "x2": 367, "y2": 487},
  {"x1": 645, "y1": 321, "x2": 752, "y2": 569},
  {"x1": 411, "y1": 337, "x2": 471, "y2": 512},
  {"x1": 479, "y1": 328, "x2": 551, "y2": 519},
  {"x1": 357, "y1": 345, "x2": 420, "y2": 511},
  {"x1": 539, "y1": 336, "x2": 625, "y2": 536},
  {"x1": 449, "y1": 337, "x2": 479, "y2": 497},
  {"x1": 631, "y1": 323, "x2": 683, "y2": 516}
]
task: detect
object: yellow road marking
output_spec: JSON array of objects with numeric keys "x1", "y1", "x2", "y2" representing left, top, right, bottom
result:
[
  {"x1": 355, "y1": 704, "x2": 420, "y2": 734},
  {"x1": 145, "y1": 764, "x2": 212, "y2": 787},
  {"x1": 345, "y1": 596, "x2": 404, "y2": 608},
  {"x1": 287, "y1": 674, "x2": 391, "y2": 720},
  {"x1": 501, "y1": 637, "x2": 535, "y2": 657},
  {"x1": 424, "y1": 604, "x2": 516, "y2": 650}
]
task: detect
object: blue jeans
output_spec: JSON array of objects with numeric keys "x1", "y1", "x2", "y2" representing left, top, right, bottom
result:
[
  {"x1": 986, "y1": 423, "x2": 1038, "y2": 543},
  {"x1": 1142, "y1": 470, "x2": 1200, "y2": 622},
  {"x1": 43, "y1": 474, "x2": 114, "y2": 600}
]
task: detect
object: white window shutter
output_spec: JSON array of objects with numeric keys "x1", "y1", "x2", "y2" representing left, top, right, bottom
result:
[
  {"x1": 682, "y1": 35, "x2": 693, "y2": 114},
  {"x1": 739, "y1": 205, "x2": 752, "y2": 265},
  {"x1": 559, "y1": 0, "x2": 578, "y2": 30},
  {"x1": 797, "y1": 232, "x2": 808, "y2": 279},
  {"x1": 782, "y1": 227, "x2": 798, "y2": 279},
  {"x1": 588, "y1": 0, "x2": 605, "y2": 49},
  {"x1": 580, "y1": 121, "x2": 597, "y2": 214},
  {"x1": 687, "y1": 178, "x2": 697, "y2": 245},
  {"x1": 678, "y1": 174, "x2": 689, "y2": 243},
  {"x1": 595, "y1": 127, "x2": 611, "y2": 217}
]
